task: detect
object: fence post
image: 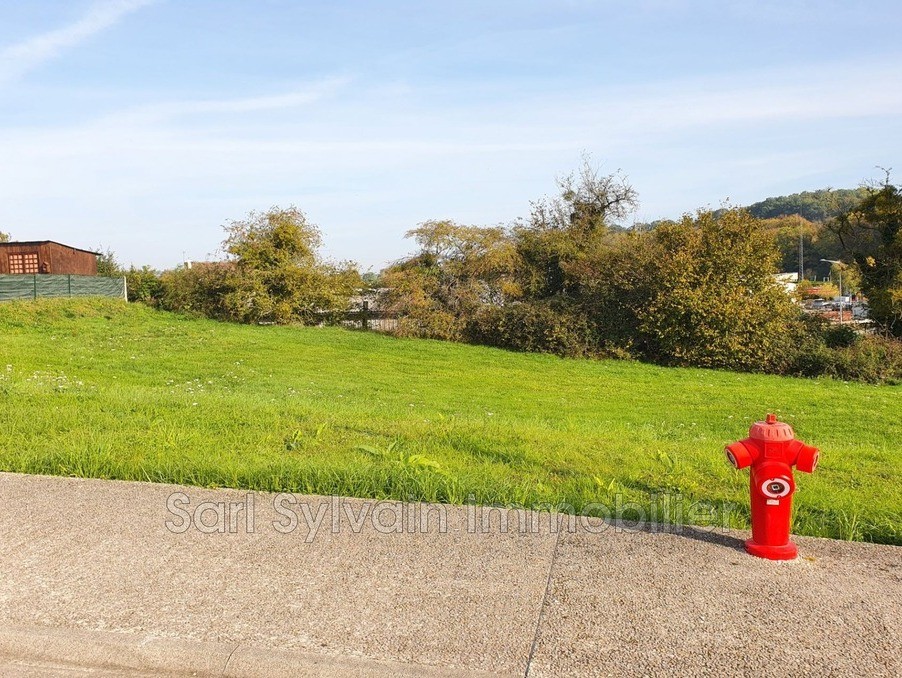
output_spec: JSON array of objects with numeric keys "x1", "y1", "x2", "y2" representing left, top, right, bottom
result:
[
  {"x1": 122, "y1": 275, "x2": 128, "y2": 301},
  {"x1": 68, "y1": 275, "x2": 72, "y2": 297},
  {"x1": 33, "y1": 275, "x2": 37, "y2": 300},
  {"x1": 362, "y1": 300, "x2": 369, "y2": 330}
]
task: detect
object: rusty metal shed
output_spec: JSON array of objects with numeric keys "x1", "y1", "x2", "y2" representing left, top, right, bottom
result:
[{"x1": 0, "y1": 241, "x2": 100, "y2": 276}]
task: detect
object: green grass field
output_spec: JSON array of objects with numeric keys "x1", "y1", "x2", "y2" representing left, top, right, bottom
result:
[{"x1": 1, "y1": 299, "x2": 899, "y2": 544}]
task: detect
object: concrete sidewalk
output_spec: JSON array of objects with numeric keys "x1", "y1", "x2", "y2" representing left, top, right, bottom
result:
[{"x1": 0, "y1": 473, "x2": 899, "y2": 677}]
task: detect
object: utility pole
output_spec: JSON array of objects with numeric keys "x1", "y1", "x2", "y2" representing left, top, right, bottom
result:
[
  {"x1": 821, "y1": 259, "x2": 843, "y2": 324},
  {"x1": 798, "y1": 216, "x2": 804, "y2": 281}
]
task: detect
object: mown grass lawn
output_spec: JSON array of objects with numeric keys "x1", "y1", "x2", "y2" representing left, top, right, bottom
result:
[{"x1": 1, "y1": 299, "x2": 899, "y2": 544}]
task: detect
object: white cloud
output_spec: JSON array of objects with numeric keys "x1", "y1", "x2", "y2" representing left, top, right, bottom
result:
[
  {"x1": 0, "y1": 0, "x2": 156, "y2": 86},
  {"x1": 589, "y1": 65, "x2": 902, "y2": 133},
  {"x1": 119, "y1": 77, "x2": 354, "y2": 122}
]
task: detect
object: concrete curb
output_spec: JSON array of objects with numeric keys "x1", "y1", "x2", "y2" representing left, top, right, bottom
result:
[{"x1": 0, "y1": 625, "x2": 492, "y2": 677}]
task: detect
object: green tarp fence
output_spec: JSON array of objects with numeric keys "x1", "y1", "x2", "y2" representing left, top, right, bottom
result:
[{"x1": 0, "y1": 275, "x2": 126, "y2": 301}]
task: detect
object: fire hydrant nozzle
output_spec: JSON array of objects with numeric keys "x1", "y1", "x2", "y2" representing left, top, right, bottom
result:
[{"x1": 725, "y1": 413, "x2": 819, "y2": 560}]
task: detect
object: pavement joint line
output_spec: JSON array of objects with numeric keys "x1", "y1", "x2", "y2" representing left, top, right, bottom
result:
[
  {"x1": 221, "y1": 642, "x2": 241, "y2": 677},
  {"x1": 523, "y1": 512, "x2": 562, "y2": 678}
]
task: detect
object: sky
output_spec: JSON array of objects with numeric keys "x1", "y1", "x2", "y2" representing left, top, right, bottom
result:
[{"x1": 0, "y1": 1, "x2": 900, "y2": 271}]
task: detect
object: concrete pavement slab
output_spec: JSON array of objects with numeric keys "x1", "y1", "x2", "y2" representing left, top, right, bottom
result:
[
  {"x1": 0, "y1": 472, "x2": 556, "y2": 676},
  {"x1": 527, "y1": 521, "x2": 902, "y2": 677},
  {"x1": 1, "y1": 472, "x2": 900, "y2": 676}
]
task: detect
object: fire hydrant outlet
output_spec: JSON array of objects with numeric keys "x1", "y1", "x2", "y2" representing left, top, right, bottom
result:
[
  {"x1": 725, "y1": 442, "x2": 753, "y2": 469},
  {"x1": 794, "y1": 443, "x2": 820, "y2": 473}
]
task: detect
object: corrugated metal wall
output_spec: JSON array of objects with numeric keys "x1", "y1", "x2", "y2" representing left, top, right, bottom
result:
[
  {"x1": 0, "y1": 243, "x2": 98, "y2": 275},
  {"x1": 0, "y1": 275, "x2": 125, "y2": 301}
]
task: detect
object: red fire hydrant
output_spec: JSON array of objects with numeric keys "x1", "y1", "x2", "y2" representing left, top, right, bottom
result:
[{"x1": 725, "y1": 414, "x2": 819, "y2": 560}]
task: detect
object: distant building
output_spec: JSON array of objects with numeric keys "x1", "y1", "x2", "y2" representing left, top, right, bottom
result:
[
  {"x1": 773, "y1": 272, "x2": 799, "y2": 294},
  {"x1": 0, "y1": 241, "x2": 100, "y2": 276}
]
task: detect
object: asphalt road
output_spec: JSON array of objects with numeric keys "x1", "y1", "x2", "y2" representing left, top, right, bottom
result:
[{"x1": 0, "y1": 473, "x2": 899, "y2": 677}]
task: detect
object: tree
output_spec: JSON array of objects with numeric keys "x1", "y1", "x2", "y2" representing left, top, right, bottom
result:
[
  {"x1": 381, "y1": 220, "x2": 520, "y2": 339},
  {"x1": 759, "y1": 215, "x2": 820, "y2": 276},
  {"x1": 747, "y1": 188, "x2": 869, "y2": 222},
  {"x1": 219, "y1": 206, "x2": 359, "y2": 324},
  {"x1": 828, "y1": 261, "x2": 861, "y2": 296},
  {"x1": 813, "y1": 282, "x2": 839, "y2": 300},
  {"x1": 526, "y1": 159, "x2": 638, "y2": 235},
  {"x1": 382, "y1": 160, "x2": 638, "y2": 345},
  {"x1": 376, "y1": 165, "x2": 895, "y2": 379},
  {"x1": 0, "y1": 231, "x2": 9, "y2": 243},
  {"x1": 830, "y1": 178, "x2": 902, "y2": 336},
  {"x1": 514, "y1": 159, "x2": 638, "y2": 300},
  {"x1": 94, "y1": 246, "x2": 122, "y2": 277},
  {"x1": 360, "y1": 271, "x2": 380, "y2": 287},
  {"x1": 224, "y1": 206, "x2": 320, "y2": 270},
  {"x1": 157, "y1": 206, "x2": 359, "y2": 324}
]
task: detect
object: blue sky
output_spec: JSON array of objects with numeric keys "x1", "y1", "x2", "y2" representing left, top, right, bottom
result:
[{"x1": 1, "y1": 1, "x2": 900, "y2": 271}]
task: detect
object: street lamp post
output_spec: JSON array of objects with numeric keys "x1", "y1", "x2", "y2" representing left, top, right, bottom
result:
[{"x1": 821, "y1": 259, "x2": 843, "y2": 324}]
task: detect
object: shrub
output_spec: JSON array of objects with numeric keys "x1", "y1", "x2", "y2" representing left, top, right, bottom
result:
[
  {"x1": 466, "y1": 302, "x2": 595, "y2": 357},
  {"x1": 828, "y1": 335, "x2": 902, "y2": 384},
  {"x1": 789, "y1": 317, "x2": 902, "y2": 384},
  {"x1": 392, "y1": 310, "x2": 462, "y2": 341},
  {"x1": 159, "y1": 263, "x2": 234, "y2": 319},
  {"x1": 822, "y1": 324, "x2": 859, "y2": 349},
  {"x1": 125, "y1": 266, "x2": 163, "y2": 304},
  {"x1": 790, "y1": 339, "x2": 837, "y2": 379},
  {"x1": 633, "y1": 210, "x2": 804, "y2": 373},
  {"x1": 376, "y1": 163, "x2": 902, "y2": 384}
]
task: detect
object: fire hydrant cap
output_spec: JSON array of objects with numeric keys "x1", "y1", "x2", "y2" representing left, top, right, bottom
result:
[{"x1": 748, "y1": 413, "x2": 795, "y2": 442}]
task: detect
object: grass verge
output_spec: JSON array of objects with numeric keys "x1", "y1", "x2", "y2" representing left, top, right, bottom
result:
[{"x1": 1, "y1": 298, "x2": 899, "y2": 544}]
